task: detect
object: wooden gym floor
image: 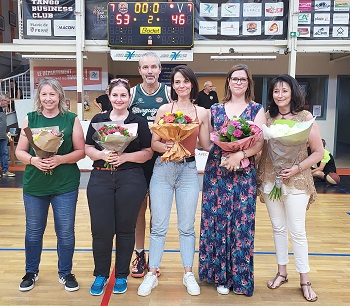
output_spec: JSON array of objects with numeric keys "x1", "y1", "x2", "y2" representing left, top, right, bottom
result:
[{"x1": 0, "y1": 171, "x2": 349, "y2": 306}]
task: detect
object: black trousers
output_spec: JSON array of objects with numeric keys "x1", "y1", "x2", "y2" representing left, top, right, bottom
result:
[{"x1": 87, "y1": 167, "x2": 147, "y2": 278}]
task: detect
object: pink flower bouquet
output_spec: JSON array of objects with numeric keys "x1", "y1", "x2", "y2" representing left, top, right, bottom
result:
[{"x1": 210, "y1": 116, "x2": 262, "y2": 169}]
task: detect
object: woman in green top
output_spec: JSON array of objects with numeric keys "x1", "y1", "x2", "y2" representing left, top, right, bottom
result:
[{"x1": 15, "y1": 78, "x2": 85, "y2": 293}]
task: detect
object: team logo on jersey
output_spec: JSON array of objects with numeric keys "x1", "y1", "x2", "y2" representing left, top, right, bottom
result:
[{"x1": 155, "y1": 97, "x2": 164, "y2": 103}]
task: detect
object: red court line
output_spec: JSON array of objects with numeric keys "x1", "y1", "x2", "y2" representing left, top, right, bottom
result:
[
  {"x1": 337, "y1": 168, "x2": 350, "y2": 175},
  {"x1": 100, "y1": 266, "x2": 116, "y2": 306}
]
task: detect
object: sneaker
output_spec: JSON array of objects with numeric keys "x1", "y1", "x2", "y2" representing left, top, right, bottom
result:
[
  {"x1": 3, "y1": 171, "x2": 15, "y2": 177},
  {"x1": 19, "y1": 272, "x2": 38, "y2": 292},
  {"x1": 113, "y1": 277, "x2": 127, "y2": 294},
  {"x1": 90, "y1": 275, "x2": 107, "y2": 296},
  {"x1": 217, "y1": 285, "x2": 230, "y2": 295},
  {"x1": 59, "y1": 273, "x2": 79, "y2": 292},
  {"x1": 137, "y1": 272, "x2": 158, "y2": 296},
  {"x1": 131, "y1": 250, "x2": 147, "y2": 278},
  {"x1": 183, "y1": 272, "x2": 200, "y2": 296}
]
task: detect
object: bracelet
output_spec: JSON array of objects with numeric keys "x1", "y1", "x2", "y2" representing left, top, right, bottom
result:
[
  {"x1": 29, "y1": 156, "x2": 33, "y2": 165},
  {"x1": 297, "y1": 163, "x2": 303, "y2": 173},
  {"x1": 242, "y1": 150, "x2": 247, "y2": 159}
]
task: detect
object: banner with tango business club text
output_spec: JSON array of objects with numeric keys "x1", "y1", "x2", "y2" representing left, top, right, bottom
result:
[{"x1": 23, "y1": 0, "x2": 75, "y2": 39}]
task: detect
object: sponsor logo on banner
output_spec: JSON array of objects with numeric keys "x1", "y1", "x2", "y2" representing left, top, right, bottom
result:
[
  {"x1": 242, "y1": 21, "x2": 261, "y2": 35},
  {"x1": 298, "y1": 13, "x2": 312, "y2": 24},
  {"x1": 332, "y1": 26, "x2": 348, "y2": 37},
  {"x1": 200, "y1": 3, "x2": 218, "y2": 18},
  {"x1": 27, "y1": 19, "x2": 51, "y2": 36},
  {"x1": 314, "y1": 13, "x2": 331, "y2": 24},
  {"x1": 313, "y1": 26, "x2": 329, "y2": 37},
  {"x1": 54, "y1": 20, "x2": 76, "y2": 36},
  {"x1": 265, "y1": 3, "x2": 284, "y2": 16},
  {"x1": 199, "y1": 21, "x2": 218, "y2": 35},
  {"x1": 315, "y1": 1, "x2": 331, "y2": 11},
  {"x1": 299, "y1": 0, "x2": 312, "y2": 12},
  {"x1": 243, "y1": 3, "x2": 262, "y2": 17},
  {"x1": 221, "y1": 3, "x2": 240, "y2": 18},
  {"x1": 333, "y1": 13, "x2": 349, "y2": 24},
  {"x1": 265, "y1": 21, "x2": 283, "y2": 35},
  {"x1": 221, "y1": 22, "x2": 240, "y2": 36},
  {"x1": 110, "y1": 50, "x2": 193, "y2": 62}
]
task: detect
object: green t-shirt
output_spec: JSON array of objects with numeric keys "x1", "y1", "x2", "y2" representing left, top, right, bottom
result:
[{"x1": 23, "y1": 111, "x2": 80, "y2": 196}]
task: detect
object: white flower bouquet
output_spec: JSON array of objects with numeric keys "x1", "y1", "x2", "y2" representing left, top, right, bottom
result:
[{"x1": 262, "y1": 117, "x2": 315, "y2": 200}]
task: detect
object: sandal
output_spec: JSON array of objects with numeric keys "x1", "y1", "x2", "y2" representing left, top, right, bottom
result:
[
  {"x1": 267, "y1": 272, "x2": 288, "y2": 289},
  {"x1": 300, "y1": 282, "x2": 318, "y2": 302}
]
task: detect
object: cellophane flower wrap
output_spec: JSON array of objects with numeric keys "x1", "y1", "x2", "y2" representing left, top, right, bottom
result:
[
  {"x1": 210, "y1": 116, "x2": 262, "y2": 170},
  {"x1": 23, "y1": 126, "x2": 65, "y2": 175},
  {"x1": 92, "y1": 122, "x2": 138, "y2": 168},
  {"x1": 262, "y1": 117, "x2": 315, "y2": 201},
  {"x1": 150, "y1": 111, "x2": 199, "y2": 162}
]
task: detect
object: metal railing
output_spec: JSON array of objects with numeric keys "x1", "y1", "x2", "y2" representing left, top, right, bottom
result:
[{"x1": 0, "y1": 70, "x2": 30, "y2": 114}]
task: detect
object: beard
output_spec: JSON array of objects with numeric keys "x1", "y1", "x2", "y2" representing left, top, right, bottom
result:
[{"x1": 144, "y1": 76, "x2": 156, "y2": 84}]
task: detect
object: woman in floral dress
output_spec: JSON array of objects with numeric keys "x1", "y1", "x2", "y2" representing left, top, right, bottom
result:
[{"x1": 199, "y1": 64, "x2": 266, "y2": 296}]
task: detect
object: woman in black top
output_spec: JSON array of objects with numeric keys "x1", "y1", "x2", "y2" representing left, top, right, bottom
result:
[{"x1": 85, "y1": 78, "x2": 153, "y2": 296}]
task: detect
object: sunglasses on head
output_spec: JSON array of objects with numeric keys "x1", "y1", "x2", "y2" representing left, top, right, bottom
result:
[{"x1": 110, "y1": 78, "x2": 129, "y2": 84}]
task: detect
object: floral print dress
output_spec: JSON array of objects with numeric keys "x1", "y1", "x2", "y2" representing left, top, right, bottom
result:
[{"x1": 199, "y1": 102, "x2": 262, "y2": 297}]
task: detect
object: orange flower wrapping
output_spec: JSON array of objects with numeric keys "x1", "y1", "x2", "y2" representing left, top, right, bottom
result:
[{"x1": 150, "y1": 122, "x2": 199, "y2": 162}]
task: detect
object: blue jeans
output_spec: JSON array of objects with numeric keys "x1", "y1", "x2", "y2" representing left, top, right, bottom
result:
[
  {"x1": 149, "y1": 157, "x2": 200, "y2": 269},
  {"x1": 0, "y1": 139, "x2": 9, "y2": 173},
  {"x1": 23, "y1": 189, "x2": 78, "y2": 277}
]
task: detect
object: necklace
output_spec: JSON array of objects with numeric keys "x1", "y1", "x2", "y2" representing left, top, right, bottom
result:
[{"x1": 279, "y1": 110, "x2": 291, "y2": 119}]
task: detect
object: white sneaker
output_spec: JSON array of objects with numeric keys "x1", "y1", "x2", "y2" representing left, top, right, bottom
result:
[
  {"x1": 137, "y1": 272, "x2": 158, "y2": 296},
  {"x1": 217, "y1": 285, "x2": 229, "y2": 295},
  {"x1": 183, "y1": 272, "x2": 200, "y2": 296}
]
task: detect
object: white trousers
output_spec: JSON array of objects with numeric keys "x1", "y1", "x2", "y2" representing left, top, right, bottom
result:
[{"x1": 262, "y1": 192, "x2": 311, "y2": 273}]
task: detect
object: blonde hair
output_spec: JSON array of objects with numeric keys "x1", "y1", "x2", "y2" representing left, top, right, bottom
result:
[{"x1": 34, "y1": 78, "x2": 68, "y2": 114}]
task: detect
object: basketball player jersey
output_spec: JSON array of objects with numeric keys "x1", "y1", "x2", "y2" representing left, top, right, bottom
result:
[{"x1": 129, "y1": 83, "x2": 171, "y2": 123}]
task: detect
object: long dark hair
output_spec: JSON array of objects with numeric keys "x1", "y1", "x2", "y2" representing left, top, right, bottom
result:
[
  {"x1": 267, "y1": 74, "x2": 305, "y2": 118},
  {"x1": 169, "y1": 65, "x2": 198, "y2": 101}
]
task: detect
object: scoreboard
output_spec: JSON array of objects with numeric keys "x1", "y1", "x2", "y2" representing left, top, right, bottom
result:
[{"x1": 107, "y1": 2, "x2": 194, "y2": 48}]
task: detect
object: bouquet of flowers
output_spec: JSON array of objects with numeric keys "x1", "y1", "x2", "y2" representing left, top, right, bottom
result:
[
  {"x1": 150, "y1": 111, "x2": 199, "y2": 162},
  {"x1": 92, "y1": 122, "x2": 138, "y2": 169},
  {"x1": 24, "y1": 126, "x2": 65, "y2": 175},
  {"x1": 262, "y1": 117, "x2": 316, "y2": 201},
  {"x1": 210, "y1": 116, "x2": 262, "y2": 170}
]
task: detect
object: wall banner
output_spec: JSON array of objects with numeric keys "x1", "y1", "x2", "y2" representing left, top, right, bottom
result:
[
  {"x1": 23, "y1": 0, "x2": 75, "y2": 39},
  {"x1": 195, "y1": 0, "x2": 289, "y2": 40},
  {"x1": 110, "y1": 50, "x2": 193, "y2": 62},
  {"x1": 33, "y1": 67, "x2": 102, "y2": 88},
  {"x1": 85, "y1": 0, "x2": 108, "y2": 40},
  {"x1": 298, "y1": 0, "x2": 350, "y2": 39}
]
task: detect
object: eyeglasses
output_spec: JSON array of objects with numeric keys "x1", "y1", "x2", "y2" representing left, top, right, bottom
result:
[
  {"x1": 230, "y1": 77, "x2": 248, "y2": 84},
  {"x1": 110, "y1": 78, "x2": 129, "y2": 84}
]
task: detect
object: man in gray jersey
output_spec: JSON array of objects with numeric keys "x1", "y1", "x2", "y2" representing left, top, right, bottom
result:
[{"x1": 129, "y1": 52, "x2": 171, "y2": 278}]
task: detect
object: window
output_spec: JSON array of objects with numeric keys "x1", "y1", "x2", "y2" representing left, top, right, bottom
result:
[{"x1": 0, "y1": 15, "x2": 4, "y2": 31}]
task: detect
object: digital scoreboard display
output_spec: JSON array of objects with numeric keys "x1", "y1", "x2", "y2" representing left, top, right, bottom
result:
[{"x1": 107, "y1": 2, "x2": 194, "y2": 49}]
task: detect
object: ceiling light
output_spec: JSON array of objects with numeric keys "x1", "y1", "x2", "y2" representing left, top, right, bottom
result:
[
  {"x1": 210, "y1": 55, "x2": 276, "y2": 61},
  {"x1": 21, "y1": 54, "x2": 87, "y2": 59}
]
